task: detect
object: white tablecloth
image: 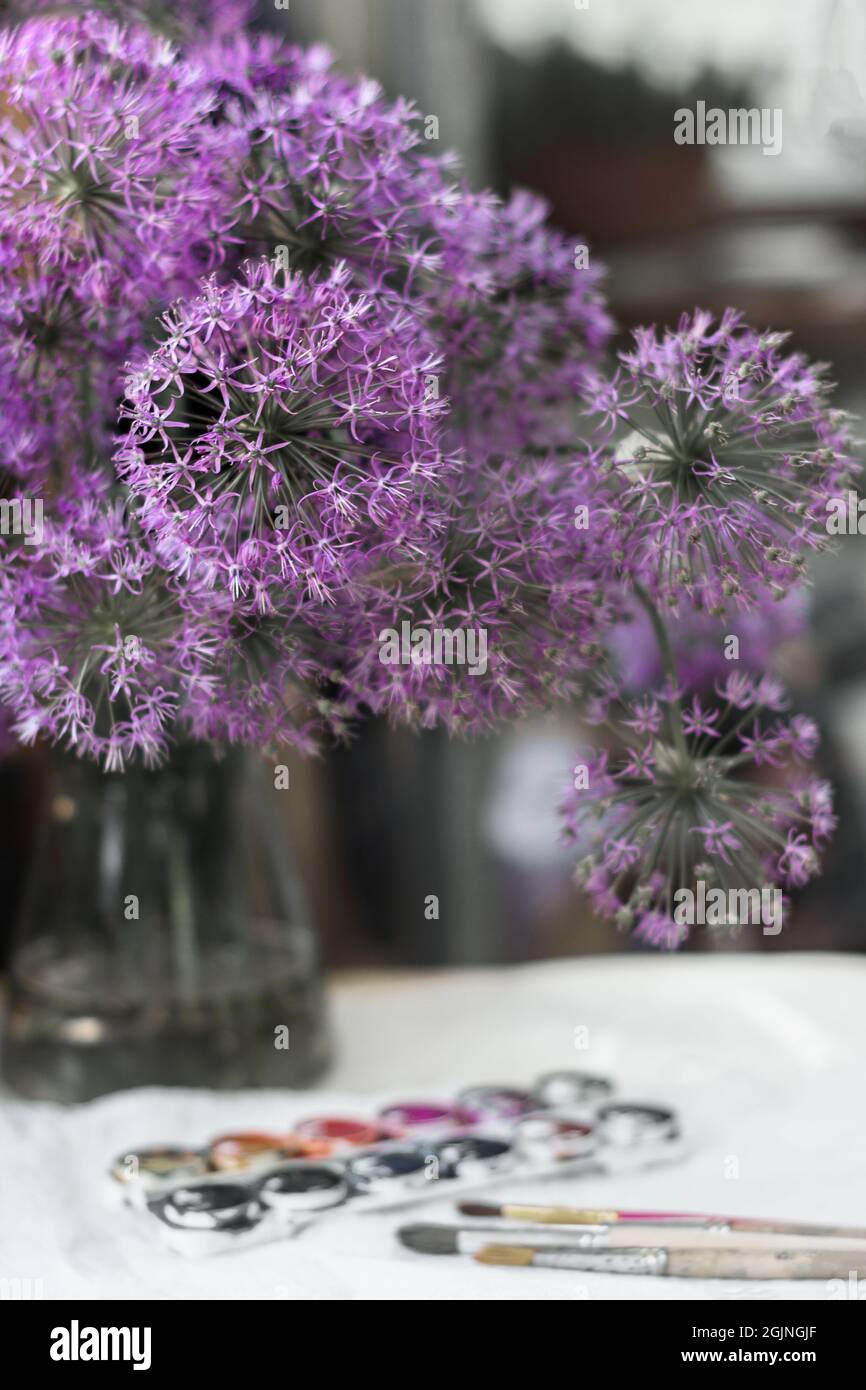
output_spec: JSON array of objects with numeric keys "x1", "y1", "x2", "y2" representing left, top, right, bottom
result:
[{"x1": 1, "y1": 952, "x2": 864, "y2": 1301}]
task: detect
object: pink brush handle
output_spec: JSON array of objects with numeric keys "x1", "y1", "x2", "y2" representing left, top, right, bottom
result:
[{"x1": 617, "y1": 1211, "x2": 866, "y2": 1239}]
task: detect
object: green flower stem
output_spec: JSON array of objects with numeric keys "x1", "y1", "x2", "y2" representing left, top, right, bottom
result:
[{"x1": 633, "y1": 582, "x2": 688, "y2": 757}]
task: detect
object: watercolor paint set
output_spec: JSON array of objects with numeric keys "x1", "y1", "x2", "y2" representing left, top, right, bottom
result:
[{"x1": 108, "y1": 1071, "x2": 686, "y2": 1256}]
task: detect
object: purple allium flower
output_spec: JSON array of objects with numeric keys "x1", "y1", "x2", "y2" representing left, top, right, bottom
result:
[
  {"x1": 777, "y1": 830, "x2": 819, "y2": 889},
  {"x1": 0, "y1": 481, "x2": 223, "y2": 769},
  {"x1": 204, "y1": 44, "x2": 610, "y2": 457},
  {"x1": 193, "y1": 29, "x2": 324, "y2": 107},
  {"x1": 116, "y1": 257, "x2": 448, "y2": 615},
  {"x1": 785, "y1": 713, "x2": 820, "y2": 760},
  {"x1": 0, "y1": 14, "x2": 233, "y2": 310},
  {"x1": 214, "y1": 43, "x2": 454, "y2": 290},
  {"x1": 561, "y1": 671, "x2": 833, "y2": 947},
  {"x1": 0, "y1": 232, "x2": 139, "y2": 487},
  {"x1": 633, "y1": 911, "x2": 688, "y2": 951},
  {"x1": 588, "y1": 310, "x2": 858, "y2": 613},
  {"x1": 334, "y1": 453, "x2": 618, "y2": 732},
  {"x1": 432, "y1": 189, "x2": 612, "y2": 456},
  {"x1": 623, "y1": 696, "x2": 663, "y2": 736},
  {"x1": 182, "y1": 607, "x2": 356, "y2": 757},
  {"x1": 738, "y1": 720, "x2": 788, "y2": 768},
  {"x1": 170, "y1": 0, "x2": 256, "y2": 41},
  {"x1": 681, "y1": 695, "x2": 720, "y2": 741},
  {"x1": 691, "y1": 818, "x2": 741, "y2": 863},
  {"x1": 0, "y1": 2, "x2": 254, "y2": 44},
  {"x1": 0, "y1": 471, "x2": 366, "y2": 766}
]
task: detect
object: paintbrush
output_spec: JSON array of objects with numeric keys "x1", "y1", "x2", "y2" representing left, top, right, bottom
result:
[
  {"x1": 459, "y1": 1200, "x2": 866, "y2": 1240},
  {"x1": 399, "y1": 1225, "x2": 866, "y2": 1280},
  {"x1": 401, "y1": 1219, "x2": 866, "y2": 1254}
]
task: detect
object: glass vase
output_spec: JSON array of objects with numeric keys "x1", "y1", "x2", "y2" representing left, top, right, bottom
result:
[{"x1": 0, "y1": 745, "x2": 332, "y2": 1101}]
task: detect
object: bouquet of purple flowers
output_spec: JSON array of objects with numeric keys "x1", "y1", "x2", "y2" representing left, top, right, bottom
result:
[{"x1": 0, "y1": 2, "x2": 855, "y2": 946}]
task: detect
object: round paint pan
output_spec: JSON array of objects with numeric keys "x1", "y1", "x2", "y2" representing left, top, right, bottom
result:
[
  {"x1": 110, "y1": 1145, "x2": 207, "y2": 1190},
  {"x1": 532, "y1": 1071, "x2": 614, "y2": 1111},
  {"x1": 513, "y1": 1111, "x2": 598, "y2": 1163},
  {"x1": 377, "y1": 1101, "x2": 468, "y2": 1132},
  {"x1": 155, "y1": 1181, "x2": 263, "y2": 1232},
  {"x1": 345, "y1": 1144, "x2": 432, "y2": 1196},
  {"x1": 293, "y1": 1116, "x2": 384, "y2": 1153},
  {"x1": 454, "y1": 1086, "x2": 533, "y2": 1123},
  {"x1": 208, "y1": 1131, "x2": 302, "y2": 1173},
  {"x1": 595, "y1": 1102, "x2": 679, "y2": 1151},
  {"x1": 429, "y1": 1135, "x2": 515, "y2": 1181},
  {"x1": 256, "y1": 1162, "x2": 349, "y2": 1216}
]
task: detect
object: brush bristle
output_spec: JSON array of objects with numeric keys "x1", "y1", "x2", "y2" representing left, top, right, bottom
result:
[
  {"x1": 458, "y1": 1202, "x2": 499, "y2": 1218},
  {"x1": 398, "y1": 1224, "x2": 461, "y2": 1256},
  {"x1": 475, "y1": 1245, "x2": 535, "y2": 1266}
]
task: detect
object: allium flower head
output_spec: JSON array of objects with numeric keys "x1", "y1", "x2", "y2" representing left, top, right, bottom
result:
[
  {"x1": 588, "y1": 310, "x2": 857, "y2": 612},
  {"x1": 337, "y1": 452, "x2": 619, "y2": 732},
  {"x1": 198, "y1": 34, "x2": 337, "y2": 109},
  {"x1": 0, "y1": 2, "x2": 254, "y2": 44},
  {"x1": 210, "y1": 51, "x2": 609, "y2": 460},
  {"x1": 219, "y1": 44, "x2": 453, "y2": 290},
  {"x1": 0, "y1": 480, "x2": 222, "y2": 769},
  {"x1": 433, "y1": 189, "x2": 612, "y2": 456},
  {"x1": 0, "y1": 472, "x2": 367, "y2": 767},
  {"x1": 184, "y1": 607, "x2": 355, "y2": 757},
  {"x1": 0, "y1": 14, "x2": 232, "y2": 307},
  {"x1": 116, "y1": 257, "x2": 448, "y2": 614},
  {"x1": 562, "y1": 671, "x2": 834, "y2": 948},
  {"x1": 0, "y1": 233, "x2": 137, "y2": 486}
]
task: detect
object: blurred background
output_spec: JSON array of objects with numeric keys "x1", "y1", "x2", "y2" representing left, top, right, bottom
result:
[{"x1": 4, "y1": 0, "x2": 866, "y2": 972}]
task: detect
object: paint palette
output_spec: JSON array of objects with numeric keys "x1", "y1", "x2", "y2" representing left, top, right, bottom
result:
[{"x1": 109, "y1": 1072, "x2": 685, "y2": 1257}]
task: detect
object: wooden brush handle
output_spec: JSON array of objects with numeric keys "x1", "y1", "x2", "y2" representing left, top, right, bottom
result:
[
  {"x1": 608, "y1": 1226, "x2": 866, "y2": 1252},
  {"x1": 667, "y1": 1246, "x2": 866, "y2": 1280},
  {"x1": 506, "y1": 1205, "x2": 620, "y2": 1225},
  {"x1": 730, "y1": 1217, "x2": 866, "y2": 1240}
]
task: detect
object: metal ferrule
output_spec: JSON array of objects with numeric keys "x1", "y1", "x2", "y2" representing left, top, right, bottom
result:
[
  {"x1": 456, "y1": 1226, "x2": 613, "y2": 1253},
  {"x1": 538, "y1": 1247, "x2": 669, "y2": 1275}
]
